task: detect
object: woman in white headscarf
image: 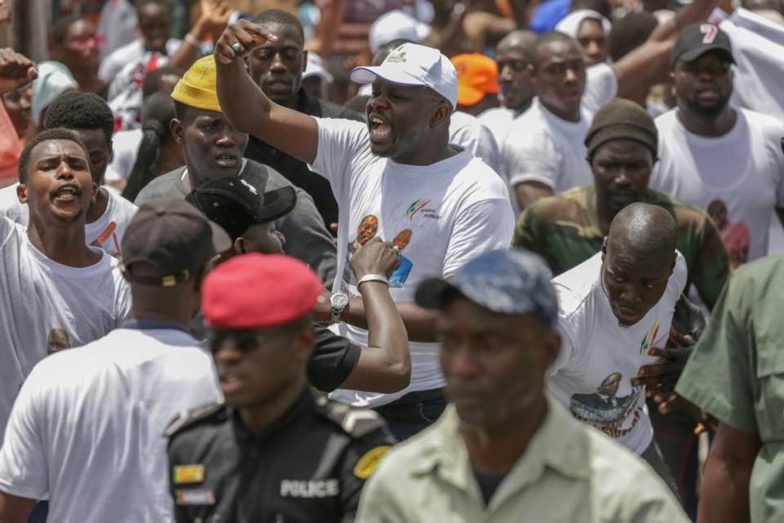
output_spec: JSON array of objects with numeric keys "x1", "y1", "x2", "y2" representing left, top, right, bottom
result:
[
  {"x1": 556, "y1": 9, "x2": 613, "y2": 65},
  {"x1": 30, "y1": 61, "x2": 78, "y2": 131}
]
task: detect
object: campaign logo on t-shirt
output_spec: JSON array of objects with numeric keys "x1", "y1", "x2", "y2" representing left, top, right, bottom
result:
[
  {"x1": 639, "y1": 321, "x2": 660, "y2": 354},
  {"x1": 405, "y1": 199, "x2": 440, "y2": 221}
]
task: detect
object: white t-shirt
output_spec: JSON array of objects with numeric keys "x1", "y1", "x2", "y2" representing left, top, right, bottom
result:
[
  {"x1": 0, "y1": 217, "x2": 131, "y2": 438},
  {"x1": 0, "y1": 327, "x2": 221, "y2": 521},
  {"x1": 449, "y1": 111, "x2": 501, "y2": 173},
  {"x1": 478, "y1": 106, "x2": 517, "y2": 144},
  {"x1": 548, "y1": 252, "x2": 688, "y2": 454},
  {"x1": 107, "y1": 128, "x2": 144, "y2": 182},
  {"x1": 311, "y1": 118, "x2": 515, "y2": 408},
  {"x1": 502, "y1": 63, "x2": 618, "y2": 193},
  {"x1": 98, "y1": 38, "x2": 182, "y2": 82},
  {"x1": 722, "y1": 8, "x2": 784, "y2": 121},
  {"x1": 651, "y1": 108, "x2": 784, "y2": 263},
  {"x1": 0, "y1": 183, "x2": 138, "y2": 256}
]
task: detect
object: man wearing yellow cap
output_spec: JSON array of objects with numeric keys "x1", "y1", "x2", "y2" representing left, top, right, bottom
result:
[{"x1": 134, "y1": 55, "x2": 338, "y2": 287}]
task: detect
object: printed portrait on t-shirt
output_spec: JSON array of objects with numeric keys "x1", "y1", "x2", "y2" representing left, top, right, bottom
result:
[
  {"x1": 569, "y1": 372, "x2": 644, "y2": 440},
  {"x1": 91, "y1": 221, "x2": 121, "y2": 257},
  {"x1": 389, "y1": 229, "x2": 414, "y2": 288},
  {"x1": 708, "y1": 199, "x2": 750, "y2": 269},
  {"x1": 47, "y1": 328, "x2": 71, "y2": 355},
  {"x1": 355, "y1": 215, "x2": 379, "y2": 246}
]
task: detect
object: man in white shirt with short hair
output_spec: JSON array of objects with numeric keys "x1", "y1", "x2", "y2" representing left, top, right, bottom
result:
[
  {"x1": 0, "y1": 198, "x2": 227, "y2": 522},
  {"x1": 548, "y1": 202, "x2": 687, "y2": 491},
  {"x1": 651, "y1": 23, "x2": 784, "y2": 266},
  {"x1": 212, "y1": 26, "x2": 515, "y2": 440}
]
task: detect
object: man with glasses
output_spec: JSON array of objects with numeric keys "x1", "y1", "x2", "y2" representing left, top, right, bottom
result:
[
  {"x1": 166, "y1": 254, "x2": 395, "y2": 523},
  {"x1": 650, "y1": 23, "x2": 784, "y2": 266}
]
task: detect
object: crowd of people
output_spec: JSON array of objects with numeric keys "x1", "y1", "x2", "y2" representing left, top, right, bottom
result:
[{"x1": 0, "y1": 0, "x2": 782, "y2": 520}]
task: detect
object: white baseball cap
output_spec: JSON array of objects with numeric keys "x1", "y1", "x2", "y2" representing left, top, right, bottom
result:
[
  {"x1": 302, "y1": 52, "x2": 333, "y2": 83},
  {"x1": 350, "y1": 43, "x2": 457, "y2": 108},
  {"x1": 369, "y1": 10, "x2": 432, "y2": 54}
]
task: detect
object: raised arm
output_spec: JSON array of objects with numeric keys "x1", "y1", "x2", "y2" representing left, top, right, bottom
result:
[
  {"x1": 0, "y1": 49, "x2": 36, "y2": 96},
  {"x1": 214, "y1": 21, "x2": 320, "y2": 164},
  {"x1": 612, "y1": 0, "x2": 719, "y2": 98}
]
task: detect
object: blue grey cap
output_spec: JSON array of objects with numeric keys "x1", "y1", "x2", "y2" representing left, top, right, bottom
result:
[{"x1": 415, "y1": 249, "x2": 558, "y2": 328}]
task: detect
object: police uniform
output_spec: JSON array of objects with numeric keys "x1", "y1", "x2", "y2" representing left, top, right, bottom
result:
[{"x1": 166, "y1": 389, "x2": 395, "y2": 523}]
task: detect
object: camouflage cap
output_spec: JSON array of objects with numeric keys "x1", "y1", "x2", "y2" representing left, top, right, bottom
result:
[{"x1": 415, "y1": 249, "x2": 558, "y2": 328}]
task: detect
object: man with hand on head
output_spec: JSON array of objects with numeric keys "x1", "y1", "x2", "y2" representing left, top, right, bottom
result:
[
  {"x1": 0, "y1": 129, "x2": 131, "y2": 441},
  {"x1": 187, "y1": 175, "x2": 410, "y2": 393},
  {"x1": 166, "y1": 254, "x2": 396, "y2": 523},
  {"x1": 134, "y1": 54, "x2": 338, "y2": 287},
  {"x1": 0, "y1": 199, "x2": 225, "y2": 522},
  {"x1": 211, "y1": 25, "x2": 514, "y2": 439},
  {"x1": 356, "y1": 249, "x2": 687, "y2": 522}
]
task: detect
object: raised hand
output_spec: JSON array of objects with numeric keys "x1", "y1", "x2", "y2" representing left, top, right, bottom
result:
[{"x1": 214, "y1": 21, "x2": 278, "y2": 65}]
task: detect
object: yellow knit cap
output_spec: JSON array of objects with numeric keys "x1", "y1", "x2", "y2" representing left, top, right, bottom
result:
[{"x1": 171, "y1": 55, "x2": 222, "y2": 113}]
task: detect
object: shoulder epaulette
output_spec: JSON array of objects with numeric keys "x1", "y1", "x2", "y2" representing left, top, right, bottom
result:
[
  {"x1": 164, "y1": 400, "x2": 226, "y2": 438},
  {"x1": 317, "y1": 398, "x2": 387, "y2": 439}
]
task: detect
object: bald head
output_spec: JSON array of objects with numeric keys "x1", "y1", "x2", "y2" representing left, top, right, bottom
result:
[
  {"x1": 533, "y1": 31, "x2": 580, "y2": 66},
  {"x1": 607, "y1": 203, "x2": 678, "y2": 260},
  {"x1": 497, "y1": 30, "x2": 537, "y2": 57}
]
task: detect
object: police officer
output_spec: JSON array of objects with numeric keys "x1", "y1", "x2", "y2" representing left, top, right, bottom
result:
[{"x1": 166, "y1": 254, "x2": 396, "y2": 522}]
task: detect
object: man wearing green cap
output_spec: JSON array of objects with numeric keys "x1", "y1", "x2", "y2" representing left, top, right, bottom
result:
[{"x1": 134, "y1": 55, "x2": 337, "y2": 287}]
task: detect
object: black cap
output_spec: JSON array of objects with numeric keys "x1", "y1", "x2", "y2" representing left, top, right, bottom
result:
[
  {"x1": 185, "y1": 175, "x2": 297, "y2": 241},
  {"x1": 120, "y1": 198, "x2": 232, "y2": 287},
  {"x1": 670, "y1": 23, "x2": 735, "y2": 67},
  {"x1": 585, "y1": 98, "x2": 658, "y2": 160}
]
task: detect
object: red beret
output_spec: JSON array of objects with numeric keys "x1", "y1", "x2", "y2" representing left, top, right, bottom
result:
[{"x1": 202, "y1": 253, "x2": 324, "y2": 329}]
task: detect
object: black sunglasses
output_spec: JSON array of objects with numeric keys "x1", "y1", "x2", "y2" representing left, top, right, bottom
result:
[{"x1": 207, "y1": 326, "x2": 296, "y2": 354}]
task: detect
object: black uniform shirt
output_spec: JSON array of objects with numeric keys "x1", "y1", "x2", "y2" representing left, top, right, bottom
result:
[
  {"x1": 310, "y1": 324, "x2": 361, "y2": 392},
  {"x1": 166, "y1": 389, "x2": 395, "y2": 523}
]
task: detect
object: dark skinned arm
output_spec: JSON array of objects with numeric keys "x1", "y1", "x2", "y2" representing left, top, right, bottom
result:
[
  {"x1": 214, "y1": 21, "x2": 320, "y2": 164},
  {"x1": 613, "y1": 0, "x2": 719, "y2": 98},
  {"x1": 697, "y1": 423, "x2": 761, "y2": 523},
  {"x1": 0, "y1": 492, "x2": 35, "y2": 523},
  {"x1": 342, "y1": 300, "x2": 439, "y2": 343},
  {"x1": 514, "y1": 181, "x2": 554, "y2": 212},
  {"x1": 340, "y1": 238, "x2": 411, "y2": 392},
  {"x1": 0, "y1": 49, "x2": 36, "y2": 96}
]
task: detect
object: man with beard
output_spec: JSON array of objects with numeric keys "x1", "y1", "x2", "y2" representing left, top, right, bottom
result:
[
  {"x1": 513, "y1": 99, "x2": 729, "y2": 309},
  {"x1": 134, "y1": 55, "x2": 337, "y2": 286},
  {"x1": 243, "y1": 9, "x2": 363, "y2": 229},
  {"x1": 547, "y1": 203, "x2": 687, "y2": 490},
  {"x1": 650, "y1": 23, "x2": 784, "y2": 265},
  {"x1": 356, "y1": 249, "x2": 687, "y2": 521},
  {"x1": 213, "y1": 28, "x2": 514, "y2": 439}
]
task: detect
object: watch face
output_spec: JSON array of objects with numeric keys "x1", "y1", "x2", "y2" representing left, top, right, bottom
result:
[{"x1": 331, "y1": 293, "x2": 349, "y2": 309}]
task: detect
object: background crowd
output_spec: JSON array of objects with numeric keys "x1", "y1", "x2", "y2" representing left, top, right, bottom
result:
[{"x1": 0, "y1": 0, "x2": 782, "y2": 521}]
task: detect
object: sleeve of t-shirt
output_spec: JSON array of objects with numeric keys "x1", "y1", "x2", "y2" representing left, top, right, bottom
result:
[
  {"x1": 582, "y1": 63, "x2": 619, "y2": 116},
  {"x1": 675, "y1": 276, "x2": 758, "y2": 433},
  {"x1": 0, "y1": 366, "x2": 50, "y2": 500},
  {"x1": 503, "y1": 130, "x2": 562, "y2": 190},
  {"x1": 0, "y1": 214, "x2": 14, "y2": 250},
  {"x1": 309, "y1": 118, "x2": 369, "y2": 199},
  {"x1": 549, "y1": 294, "x2": 580, "y2": 376},
  {"x1": 114, "y1": 276, "x2": 133, "y2": 326},
  {"x1": 442, "y1": 198, "x2": 515, "y2": 280},
  {"x1": 308, "y1": 324, "x2": 362, "y2": 392}
]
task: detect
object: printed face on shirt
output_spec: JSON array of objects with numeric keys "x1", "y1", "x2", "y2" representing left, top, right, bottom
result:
[
  {"x1": 601, "y1": 240, "x2": 675, "y2": 326},
  {"x1": 137, "y1": 1, "x2": 173, "y2": 54},
  {"x1": 672, "y1": 50, "x2": 734, "y2": 119},
  {"x1": 495, "y1": 46, "x2": 535, "y2": 112},
  {"x1": 366, "y1": 80, "x2": 450, "y2": 161},
  {"x1": 576, "y1": 18, "x2": 608, "y2": 66},
  {"x1": 531, "y1": 38, "x2": 586, "y2": 121},
  {"x1": 437, "y1": 297, "x2": 560, "y2": 429},
  {"x1": 72, "y1": 128, "x2": 113, "y2": 185},
  {"x1": 59, "y1": 18, "x2": 100, "y2": 72},
  {"x1": 173, "y1": 107, "x2": 250, "y2": 183},
  {"x1": 591, "y1": 140, "x2": 654, "y2": 217},
  {"x1": 208, "y1": 321, "x2": 314, "y2": 408},
  {"x1": 247, "y1": 23, "x2": 306, "y2": 106},
  {"x1": 21, "y1": 139, "x2": 97, "y2": 224}
]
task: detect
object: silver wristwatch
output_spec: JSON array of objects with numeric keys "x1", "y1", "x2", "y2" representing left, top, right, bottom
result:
[{"x1": 330, "y1": 292, "x2": 349, "y2": 324}]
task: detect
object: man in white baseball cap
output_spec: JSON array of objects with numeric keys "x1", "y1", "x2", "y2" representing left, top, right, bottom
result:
[
  {"x1": 368, "y1": 10, "x2": 432, "y2": 54},
  {"x1": 213, "y1": 23, "x2": 514, "y2": 440}
]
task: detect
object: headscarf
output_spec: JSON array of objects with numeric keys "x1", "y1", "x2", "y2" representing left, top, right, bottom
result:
[{"x1": 555, "y1": 9, "x2": 612, "y2": 38}]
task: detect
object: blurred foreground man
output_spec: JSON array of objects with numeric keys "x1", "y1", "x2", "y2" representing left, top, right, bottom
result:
[
  {"x1": 167, "y1": 254, "x2": 395, "y2": 522},
  {"x1": 357, "y1": 249, "x2": 687, "y2": 522}
]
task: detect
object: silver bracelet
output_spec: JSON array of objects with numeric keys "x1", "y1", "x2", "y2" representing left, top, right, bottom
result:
[
  {"x1": 184, "y1": 33, "x2": 201, "y2": 49},
  {"x1": 357, "y1": 274, "x2": 390, "y2": 289}
]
